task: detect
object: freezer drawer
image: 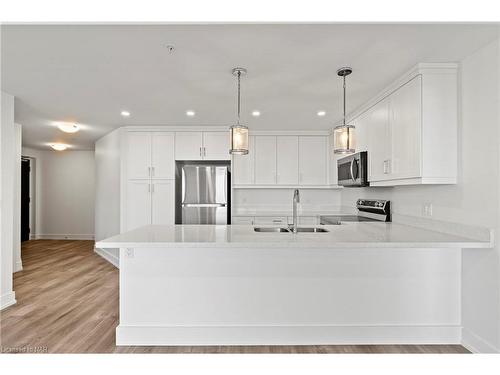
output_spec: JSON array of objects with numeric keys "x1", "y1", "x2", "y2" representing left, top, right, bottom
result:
[{"x1": 181, "y1": 206, "x2": 227, "y2": 225}]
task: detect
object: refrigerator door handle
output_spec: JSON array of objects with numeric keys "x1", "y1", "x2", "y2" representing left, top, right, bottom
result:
[{"x1": 183, "y1": 203, "x2": 226, "y2": 208}]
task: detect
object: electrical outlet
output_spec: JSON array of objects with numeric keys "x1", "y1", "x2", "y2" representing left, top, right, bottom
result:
[
  {"x1": 126, "y1": 248, "x2": 134, "y2": 258},
  {"x1": 422, "y1": 203, "x2": 433, "y2": 217}
]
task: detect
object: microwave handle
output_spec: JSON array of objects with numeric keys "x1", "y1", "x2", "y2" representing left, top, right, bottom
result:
[{"x1": 350, "y1": 158, "x2": 356, "y2": 182}]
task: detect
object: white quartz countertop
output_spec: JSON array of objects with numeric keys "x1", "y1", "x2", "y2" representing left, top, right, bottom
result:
[{"x1": 95, "y1": 223, "x2": 492, "y2": 249}]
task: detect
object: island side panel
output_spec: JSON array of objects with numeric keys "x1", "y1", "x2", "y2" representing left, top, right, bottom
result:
[{"x1": 117, "y1": 246, "x2": 461, "y2": 346}]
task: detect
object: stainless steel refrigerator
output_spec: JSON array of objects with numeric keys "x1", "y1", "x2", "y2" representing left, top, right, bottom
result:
[{"x1": 175, "y1": 161, "x2": 231, "y2": 224}]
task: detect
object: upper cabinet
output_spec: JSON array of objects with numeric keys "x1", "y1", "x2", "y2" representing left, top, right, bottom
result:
[
  {"x1": 276, "y1": 136, "x2": 299, "y2": 185},
  {"x1": 125, "y1": 131, "x2": 175, "y2": 180},
  {"x1": 351, "y1": 63, "x2": 458, "y2": 186},
  {"x1": 175, "y1": 131, "x2": 230, "y2": 161},
  {"x1": 232, "y1": 133, "x2": 331, "y2": 188},
  {"x1": 298, "y1": 136, "x2": 327, "y2": 185},
  {"x1": 232, "y1": 135, "x2": 255, "y2": 185},
  {"x1": 254, "y1": 136, "x2": 277, "y2": 184}
]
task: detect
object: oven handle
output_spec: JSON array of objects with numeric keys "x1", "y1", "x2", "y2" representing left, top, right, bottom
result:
[{"x1": 350, "y1": 158, "x2": 356, "y2": 182}]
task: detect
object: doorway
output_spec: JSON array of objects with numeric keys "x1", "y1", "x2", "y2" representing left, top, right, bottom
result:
[{"x1": 21, "y1": 158, "x2": 31, "y2": 242}]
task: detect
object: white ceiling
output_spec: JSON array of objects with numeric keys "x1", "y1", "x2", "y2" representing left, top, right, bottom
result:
[{"x1": 2, "y1": 24, "x2": 498, "y2": 150}]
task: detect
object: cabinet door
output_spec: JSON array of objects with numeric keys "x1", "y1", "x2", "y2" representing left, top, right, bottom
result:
[
  {"x1": 232, "y1": 135, "x2": 255, "y2": 185},
  {"x1": 203, "y1": 132, "x2": 230, "y2": 160},
  {"x1": 232, "y1": 216, "x2": 254, "y2": 225},
  {"x1": 367, "y1": 98, "x2": 391, "y2": 181},
  {"x1": 254, "y1": 136, "x2": 277, "y2": 184},
  {"x1": 298, "y1": 136, "x2": 327, "y2": 185},
  {"x1": 126, "y1": 132, "x2": 151, "y2": 179},
  {"x1": 125, "y1": 180, "x2": 151, "y2": 231},
  {"x1": 390, "y1": 76, "x2": 422, "y2": 179},
  {"x1": 175, "y1": 132, "x2": 203, "y2": 160},
  {"x1": 276, "y1": 136, "x2": 299, "y2": 185},
  {"x1": 151, "y1": 132, "x2": 175, "y2": 179},
  {"x1": 151, "y1": 180, "x2": 175, "y2": 225},
  {"x1": 353, "y1": 111, "x2": 370, "y2": 153}
]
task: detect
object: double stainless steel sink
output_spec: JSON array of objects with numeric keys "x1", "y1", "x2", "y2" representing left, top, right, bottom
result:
[{"x1": 254, "y1": 227, "x2": 330, "y2": 233}]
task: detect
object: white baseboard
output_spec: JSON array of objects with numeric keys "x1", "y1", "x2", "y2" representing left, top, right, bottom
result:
[
  {"x1": 116, "y1": 325, "x2": 461, "y2": 346},
  {"x1": 462, "y1": 327, "x2": 500, "y2": 353},
  {"x1": 94, "y1": 247, "x2": 119, "y2": 268},
  {"x1": 0, "y1": 291, "x2": 17, "y2": 310},
  {"x1": 35, "y1": 234, "x2": 95, "y2": 240},
  {"x1": 13, "y1": 260, "x2": 23, "y2": 273}
]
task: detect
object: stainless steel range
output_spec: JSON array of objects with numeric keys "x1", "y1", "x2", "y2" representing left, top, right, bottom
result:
[{"x1": 320, "y1": 199, "x2": 391, "y2": 224}]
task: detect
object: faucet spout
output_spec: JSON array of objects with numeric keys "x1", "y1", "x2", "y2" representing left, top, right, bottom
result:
[{"x1": 292, "y1": 189, "x2": 300, "y2": 233}]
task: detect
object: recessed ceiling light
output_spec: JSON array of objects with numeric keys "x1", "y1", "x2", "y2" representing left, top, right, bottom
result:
[
  {"x1": 50, "y1": 143, "x2": 68, "y2": 151},
  {"x1": 317, "y1": 111, "x2": 326, "y2": 117},
  {"x1": 58, "y1": 123, "x2": 80, "y2": 133},
  {"x1": 121, "y1": 111, "x2": 131, "y2": 117},
  {"x1": 252, "y1": 110, "x2": 261, "y2": 117},
  {"x1": 186, "y1": 110, "x2": 195, "y2": 117}
]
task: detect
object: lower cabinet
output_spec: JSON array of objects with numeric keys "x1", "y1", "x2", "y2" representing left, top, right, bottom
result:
[
  {"x1": 232, "y1": 215, "x2": 319, "y2": 226},
  {"x1": 151, "y1": 180, "x2": 175, "y2": 226},
  {"x1": 125, "y1": 179, "x2": 174, "y2": 231}
]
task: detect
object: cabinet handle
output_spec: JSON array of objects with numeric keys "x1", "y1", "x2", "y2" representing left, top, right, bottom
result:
[
  {"x1": 151, "y1": 183, "x2": 155, "y2": 193},
  {"x1": 272, "y1": 219, "x2": 283, "y2": 223},
  {"x1": 148, "y1": 183, "x2": 151, "y2": 193},
  {"x1": 148, "y1": 166, "x2": 151, "y2": 177},
  {"x1": 199, "y1": 147, "x2": 202, "y2": 157},
  {"x1": 203, "y1": 147, "x2": 206, "y2": 157},
  {"x1": 151, "y1": 167, "x2": 155, "y2": 177}
]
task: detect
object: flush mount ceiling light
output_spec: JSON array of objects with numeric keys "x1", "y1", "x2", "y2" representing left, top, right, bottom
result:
[
  {"x1": 333, "y1": 67, "x2": 355, "y2": 154},
  {"x1": 58, "y1": 123, "x2": 79, "y2": 133},
  {"x1": 186, "y1": 110, "x2": 196, "y2": 117},
  {"x1": 251, "y1": 110, "x2": 261, "y2": 117},
  {"x1": 229, "y1": 67, "x2": 249, "y2": 155},
  {"x1": 50, "y1": 143, "x2": 68, "y2": 151},
  {"x1": 317, "y1": 110, "x2": 326, "y2": 117},
  {"x1": 121, "y1": 110, "x2": 131, "y2": 117}
]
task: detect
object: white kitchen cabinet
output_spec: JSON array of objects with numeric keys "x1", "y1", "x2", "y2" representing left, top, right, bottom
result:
[
  {"x1": 203, "y1": 132, "x2": 230, "y2": 160},
  {"x1": 390, "y1": 75, "x2": 422, "y2": 180},
  {"x1": 367, "y1": 98, "x2": 391, "y2": 182},
  {"x1": 151, "y1": 133, "x2": 175, "y2": 179},
  {"x1": 358, "y1": 64, "x2": 457, "y2": 186},
  {"x1": 175, "y1": 132, "x2": 204, "y2": 160},
  {"x1": 254, "y1": 216, "x2": 287, "y2": 226},
  {"x1": 232, "y1": 216, "x2": 254, "y2": 225},
  {"x1": 125, "y1": 180, "x2": 151, "y2": 231},
  {"x1": 151, "y1": 180, "x2": 175, "y2": 225},
  {"x1": 232, "y1": 135, "x2": 255, "y2": 185},
  {"x1": 125, "y1": 131, "x2": 175, "y2": 180},
  {"x1": 298, "y1": 136, "x2": 327, "y2": 185},
  {"x1": 254, "y1": 136, "x2": 277, "y2": 184},
  {"x1": 125, "y1": 132, "x2": 151, "y2": 179},
  {"x1": 276, "y1": 136, "x2": 299, "y2": 185},
  {"x1": 352, "y1": 110, "x2": 370, "y2": 153},
  {"x1": 175, "y1": 131, "x2": 230, "y2": 160}
]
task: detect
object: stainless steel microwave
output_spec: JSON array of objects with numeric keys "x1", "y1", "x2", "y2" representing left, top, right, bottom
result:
[{"x1": 337, "y1": 151, "x2": 369, "y2": 187}]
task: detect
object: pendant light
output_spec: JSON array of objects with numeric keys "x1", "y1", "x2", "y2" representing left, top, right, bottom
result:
[
  {"x1": 229, "y1": 67, "x2": 249, "y2": 155},
  {"x1": 333, "y1": 67, "x2": 355, "y2": 154}
]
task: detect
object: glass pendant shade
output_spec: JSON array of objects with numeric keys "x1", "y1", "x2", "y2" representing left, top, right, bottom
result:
[
  {"x1": 333, "y1": 124, "x2": 355, "y2": 154},
  {"x1": 229, "y1": 124, "x2": 249, "y2": 155}
]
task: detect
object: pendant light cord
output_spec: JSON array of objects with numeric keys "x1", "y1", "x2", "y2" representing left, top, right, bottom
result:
[
  {"x1": 343, "y1": 74, "x2": 346, "y2": 126},
  {"x1": 237, "y1": 70, "x2": 241, "y2": 125}
]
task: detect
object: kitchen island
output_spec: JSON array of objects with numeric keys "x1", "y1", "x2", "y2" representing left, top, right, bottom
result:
[{"x1": 96, "y1": 223, "x2": 492, "y2": 346}]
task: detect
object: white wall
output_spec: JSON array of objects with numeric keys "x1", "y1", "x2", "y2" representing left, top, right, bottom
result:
[
  {"x1": 21, "y1": 147, "x2": 96, "y2": 240},
  {"x1": 341, "y1": 39, "x2": 500, "y2": 352},
  {"x1": 94, "y1": 129, "x2": 121, "y2": 267},
  {"x1": 1, "y1": 91, "x2": 17, "y2": 309}
]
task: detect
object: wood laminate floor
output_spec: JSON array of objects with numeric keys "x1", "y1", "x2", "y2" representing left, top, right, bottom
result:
[{"x1": 0, "y1": 240, "x2": 469, "y2": 354}]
